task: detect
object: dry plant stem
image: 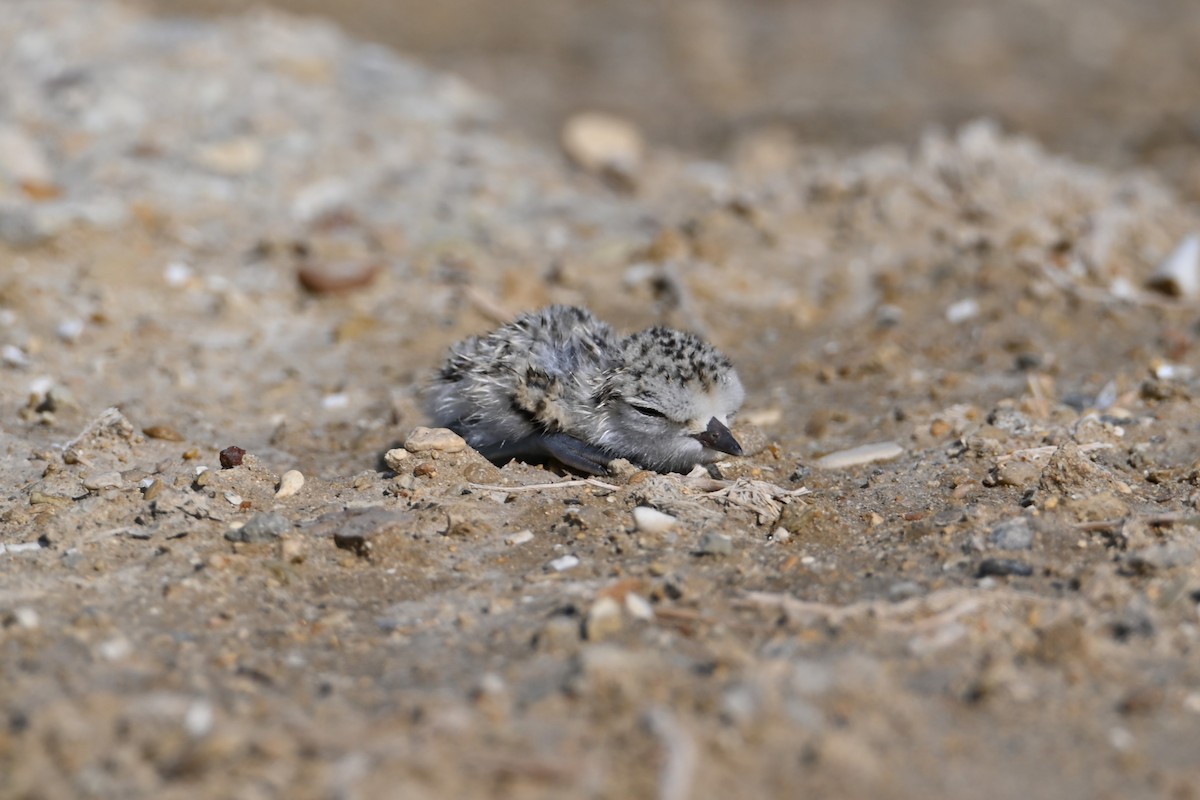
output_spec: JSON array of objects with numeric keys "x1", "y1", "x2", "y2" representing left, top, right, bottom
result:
[
  {"x1": 1026, "y1": 373, "x2": 1050, "y2": 418},
  {"x1": 738, "y1": 586, "x2": 1052, "y2": 630},
  {"x1": 1073, "y1": 513, "x2": 1200, "y2": 531},
  {"x1": 462, "y1": 284, "x2": 514, "y2": 325},
  {"x1": 469, "y1": 478, "x2": 620, "y2": 492}
]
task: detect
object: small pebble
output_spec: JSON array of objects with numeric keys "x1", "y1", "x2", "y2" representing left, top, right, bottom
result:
[
  {"x1": 291, "y1": 178, "x2": 351, "y2": 225},
  {"x1": 193, "y1": 136, "x2": 264, "y2": 176},
  {"x1": 97, "y1": 636, "x2": 132, "y2": 662},
  {"x1": 584, "y1": 596, "x2": 623, "y2": 641},
  {"x1": 977, "y1": 558, "x2": 1033, "y2": 578},
  {"x1": 163, "y1": 261, "x2": 193, "y2": 288},
  {"x1": 333, "y1": 530, "x2": 374, "y2": 559},
  {"x1": 5, "y1": 607, "x2": 40, "y2": 629},
  {"x1": 946, "y1": 298, "x2": 980, "y2": 323},
  {"x1": 1127, "y1": 544, "x2": 1197, "y2": 573},
  {"x1": 322, "y1": 392, "x2": 350, "y2": 410},
  {"x1": 624, "y1": 593, "x2": 655, "y2": 621},
  {"x1": 82, "y1": 472, "x2": 122, "y2": 491},
  {"x1": 219, "y1": 446, "x2": 246, "y2": 469},
  {"x1": 0, "y1": 125, "x2": 53, "y2": 185},
  {"x1": 143, "y1": 425, "x2": 184, "y2": 441},
  {"x1": 814, "y1": 441, "x2": 903, "y2": 469},
  {"x1": 504, "y1": 529, "x2": 534, "y2": 545},
  {"x1": 142, "y1": 479, "x2": 164, "y2": 502},
  {"x1": 1, "y1": 542, "x2": 42, "y2": 554},
  {"x1": 404, "y1": 426, "x2": 466, "y2": 454},
  {"x1": 183, "y1": 700, "x2": 215, "y2": 738},
  {"x1": 0, "y1": 205, "x2": 43, "y2": 247},
  {"x1": 223, "y1": 491, "x2": 243, "y2": 506},
  {"x1": 30, "y1": 491, "x2": 71, "y2": 507},
  {"x1": 383, "y1": 448, "x2": 411, "y2": 471},
  {"x1": 770, "y1": 527, "x2": 791, "y2": 544},
  {"x1": 2, "y1": 344, "x2": 30, "y2": 368},
  {"x1": 888, "y1": 581, "x2": 924, "y2": 601},
  {"x1": 1147, "y1": 234, "x2": 1200, "y2": 298},
  {"x1": 560, "y1": 111, "x2": 644, "y2": 180},
  {"x1": 298, "y1": 261, "x2": 380, "y2": 293},
  {"x1": 275, "y1": 469, "x2": 305, "y2": 498},
  {"x1": 632, "y1": 506, "x2": 676, "y2": 533},
  {"x1": 995, "y1": 459, "x2": 1040, "y2": 488},
  {"x1": 990, "y1": 517, "x2": 1034, "y2": 550},
  {"x1": 278, "y1": 536, "x2": 307, "y2": 563},
  {"x1": 225, "y1": 512, "x2": 291, "y2": 543},
  {"x1": 697, "y1": 531, "x2": 734, "y2": 556},
  {"x1": 547, "y1": 554, "x2": 580, "y2": 572},
  {"x1": 56, "y1": 318, "x2": 84, "y2": 342}
]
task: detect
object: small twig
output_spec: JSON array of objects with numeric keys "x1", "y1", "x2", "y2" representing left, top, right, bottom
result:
[
  {"x1": 1026, "y1": 373, "x2": 1049, "y2": 419},
  {"x1": 1073, "y1": 519, "x2": 1124, "y2": 532},
  {"x1": 468, "y1": 478, "x2": 620, "y2": 493},
  {"x1": 1074, "y1": 513, "x2": 1200, "y2": 532}
]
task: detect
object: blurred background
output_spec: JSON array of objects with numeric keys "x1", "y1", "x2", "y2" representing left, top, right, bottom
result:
[{"x1": 144, "y1": 0, "x2": 1200, "y2": 197}]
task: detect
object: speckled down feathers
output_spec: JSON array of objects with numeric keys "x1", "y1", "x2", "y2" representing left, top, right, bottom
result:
[{"x1": 427, "y1": 306, "x2": 744, "y2": 473}]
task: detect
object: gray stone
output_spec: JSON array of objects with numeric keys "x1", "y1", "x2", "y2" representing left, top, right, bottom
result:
[
  {"x1": 404, "y1": 426, "x2": 466, "y2": 454},
  {"x1": 226, "y1": 512, "x2": 291, "y2": 543},
  {"x1": 990, "y1": 517, "x2": 1034, "y2": 550},
  {"x1": 697, "y1": 531, "x2": 733, "y2": 556},
  {"x1": 1127, "y1": 544, "x2": 1197, "y2": 573}
]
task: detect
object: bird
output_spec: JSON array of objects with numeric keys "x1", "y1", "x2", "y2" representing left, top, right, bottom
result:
[{"x1": 426, "y1": 305, "x2": 745, "y2": 474}]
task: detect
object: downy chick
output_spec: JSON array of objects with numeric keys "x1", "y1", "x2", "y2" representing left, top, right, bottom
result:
[{"x1": 427, "y1": 305, "x2": 744, "y2": 474}]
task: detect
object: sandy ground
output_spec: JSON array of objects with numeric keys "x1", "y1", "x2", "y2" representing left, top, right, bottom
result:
[
  {"x1": 3, "y1": 2, "x2": 1200, "y2": 798},
  {"x1": 148, "y1": 0, "x2": 1200, "y2": 201}
]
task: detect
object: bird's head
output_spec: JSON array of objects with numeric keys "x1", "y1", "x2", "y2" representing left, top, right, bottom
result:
[{"x1": 595, "y1": 326, "x2": 745, "y2": 473}]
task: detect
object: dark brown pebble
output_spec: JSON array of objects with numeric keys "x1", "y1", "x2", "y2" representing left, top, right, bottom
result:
[
  {"x1": 333, "y1": 531, "x2": 374, "y2": 559},
  {"x1": 977, "y1": 558, "x2": 1033, "y2": 578},
  {"x1": 413, "y1": 462, "x2": 437, "y2": 478},
  {"x1": 219, "y1": 446, "x2": 246, "y2": 469},
  {"x1": 297, "y1": 261, "x2": 380, "y2": 293}
]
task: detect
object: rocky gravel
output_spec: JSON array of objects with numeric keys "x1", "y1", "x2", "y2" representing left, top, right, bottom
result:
[{"x1": 3, "y1": 2, "x2": 1200, "y2": 799}]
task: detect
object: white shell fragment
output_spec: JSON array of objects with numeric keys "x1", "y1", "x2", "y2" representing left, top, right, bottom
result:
[
  {"x1": 945, "y1": 298, "x2": 980, "y2": 323},
  {"x1": 275, "y1": 469, "x2": 305, "y2": 498},
  {"x1": 404, "y1": 426, "x2": 466, "y2": 454},
  {"x1": 632, "y1": 506, "x2": 677, "y2": 533},
  {"x1": 624, "y1": 593, "x2": 655, "y2": 621},
  {"x1": 1147, "y1": 234, "x2": 1200, "y2": 298},
  {"x1": 814, "y1": 441, "x2": 904, "y2": 470},
  {"x1": 548, "y1": 554, "x2": 580, "y2": 572}
]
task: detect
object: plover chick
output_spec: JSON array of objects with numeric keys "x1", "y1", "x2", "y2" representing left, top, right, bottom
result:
[{"x1": 427, "y1": 305, "x2": 745, "y2": 474}]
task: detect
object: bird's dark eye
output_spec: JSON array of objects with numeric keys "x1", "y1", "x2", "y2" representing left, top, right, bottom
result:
[{"x1": 630, "y1": 404, "x2": 667, "y2": 419}]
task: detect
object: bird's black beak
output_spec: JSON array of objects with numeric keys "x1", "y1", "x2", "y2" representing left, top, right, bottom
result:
[{"x1": 692, "y1": 417, "x2": 743, "y2": 457}]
